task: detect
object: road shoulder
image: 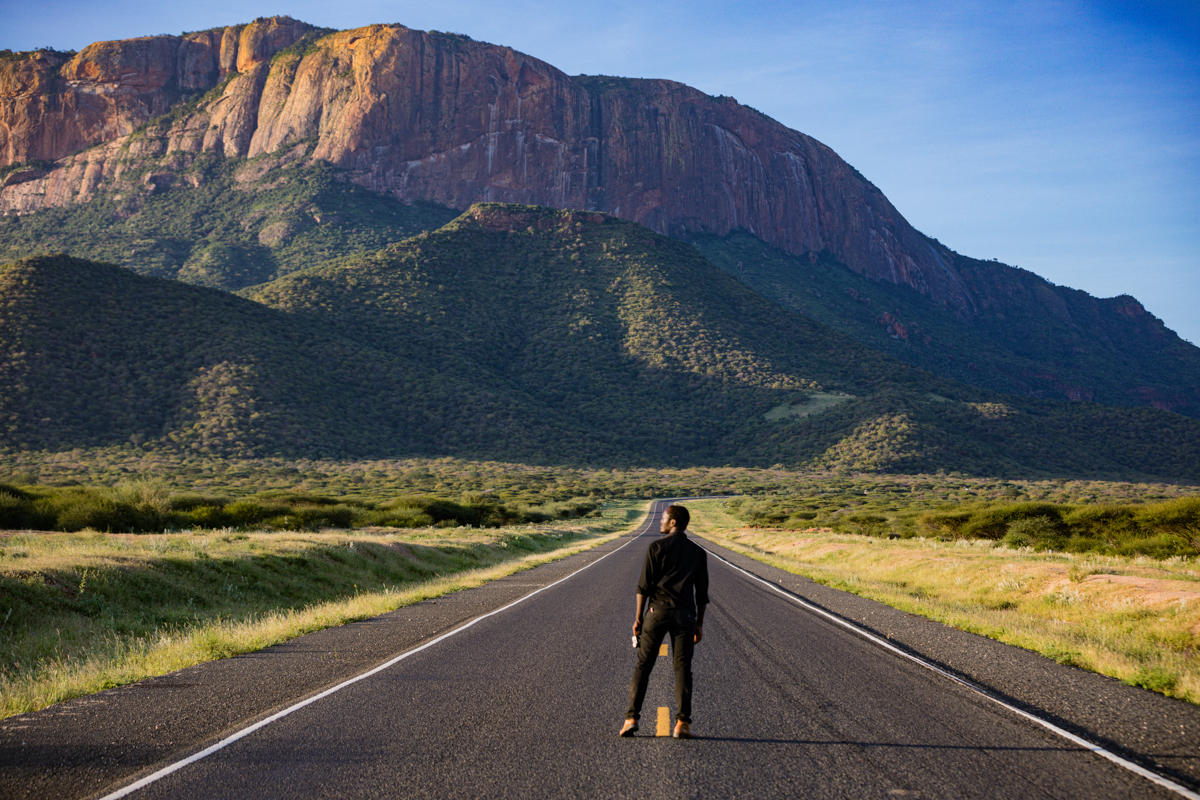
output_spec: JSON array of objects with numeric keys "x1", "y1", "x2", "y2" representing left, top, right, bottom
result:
[{"x1": 697, "y1": 536, "x2": 1200, "y2": 793}]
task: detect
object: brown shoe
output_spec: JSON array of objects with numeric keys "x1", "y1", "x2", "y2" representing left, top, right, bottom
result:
[
  {"x1": 672, "y1": 721, "x2": 693, "y2": 739},
  {"x1": 619, "y1": 719, "x2": 639, "y2": 737}
]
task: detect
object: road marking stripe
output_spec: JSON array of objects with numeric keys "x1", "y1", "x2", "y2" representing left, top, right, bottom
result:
[
  {"x1": 657, "y1": 707, "x2": 670, "y2": 736},
  {"x1": 98, "y1": 507, "x2": 663, "y2": 800},
  {"x1": 702, "y1": 544, "x2": 1200, "y2": 800},
  {"x1": 659, "y1": 643, "x2": 668, "y2": 656}
]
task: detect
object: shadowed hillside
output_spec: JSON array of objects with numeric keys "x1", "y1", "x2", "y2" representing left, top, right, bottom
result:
[
  {"x1": 694, "y1": 232, "x2": 1200, "y2": 417},
  {"x1": 2, "y1": 207, "x2": 1199, "y2": 478}
]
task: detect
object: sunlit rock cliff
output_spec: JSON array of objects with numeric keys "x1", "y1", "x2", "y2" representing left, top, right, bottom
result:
[{"x1": 0, "y1": 19, "x2": 972, "y2": 313}]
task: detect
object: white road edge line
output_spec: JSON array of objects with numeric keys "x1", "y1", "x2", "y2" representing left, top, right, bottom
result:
[
  {"x1": 98, "y1": 510, "x2": 659, "y2": 800},
  {"x1": 702, "y1": 544, "x2": 1200, "y2": 800}
]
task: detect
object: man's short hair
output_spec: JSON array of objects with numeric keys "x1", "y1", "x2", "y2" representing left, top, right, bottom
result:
[{"x1": 665, "y1": 504, "x2": 689, "y2": 530}]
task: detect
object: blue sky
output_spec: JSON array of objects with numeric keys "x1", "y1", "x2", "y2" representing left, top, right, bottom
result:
[{"x1": 3, "y1": 0, "x2": 1197, "y2": 344}]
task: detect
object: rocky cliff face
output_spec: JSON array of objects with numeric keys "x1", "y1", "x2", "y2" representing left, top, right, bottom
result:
[
  {"x1": 0, "y1": 21, "x2": 973, "y2": 313},
  {"x1": 0, "y1": 17, "x2": 313, "y2": 169}
]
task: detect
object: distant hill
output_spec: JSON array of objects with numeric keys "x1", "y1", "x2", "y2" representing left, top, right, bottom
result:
[
  {"x1": 1, "y1": 17, "x2": 1196, "y2": 418},
  {"x1": 693, "y1": 233, "x2": 1200, "y2": 417},
  {"x1": 7, "y1": 205, "x2": 1193, "y2": 479},
  {"x1": 0, "y1": 251, "x2": 612, "y2": 462}
]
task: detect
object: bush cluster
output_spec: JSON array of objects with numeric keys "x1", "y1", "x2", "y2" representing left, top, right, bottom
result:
[
  {"x1": 730, "y1": 492, "x2": 1200, "y2": 559},
  {"x1": 0, "y1": 481, "x2": 597, "y2": 534}
]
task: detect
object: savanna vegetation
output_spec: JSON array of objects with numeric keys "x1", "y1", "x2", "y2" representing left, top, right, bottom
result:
[
  {"x1": 2, "y1": 452, "x2": 1196, "y2": 711},
  {"x1": 728, "y1": 490, "x2": 1200, "y2": 559},
  {"x1": 0, "y1": 479, "x2": 599, "y2": 534},
  {"x1": 4, "y1": 204, "x2": 1200, "y2": 479},
  {"x1": 0, "y1": 502, "x2": 643, "y2": 717},
  {"x1": 693, "y1": 232, "x2": 1200, "y2": 418},
  {"x1": 690, "y1": 499, "x2": 1200, "y2": 704}
]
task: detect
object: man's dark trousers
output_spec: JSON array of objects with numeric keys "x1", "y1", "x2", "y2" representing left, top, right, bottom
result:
[{"x1": 626, "y1": 606, "x2": 697, "y2": 723}]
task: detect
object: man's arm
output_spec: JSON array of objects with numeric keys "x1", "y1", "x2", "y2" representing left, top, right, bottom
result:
[
  {"x1": 633, "y1": 541, "x2": 658, "y2": 637},
  {"x1": 694, "y1": 603, "x2": 707, "y2": 644},
  {"x1": 632, "y1": 592, "x2": 647, "y2": 636}
]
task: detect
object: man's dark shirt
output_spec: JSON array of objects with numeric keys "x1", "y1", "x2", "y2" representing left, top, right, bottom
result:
[{"x1": 637, "y1": 530, "x2": 709, "y2": 614}]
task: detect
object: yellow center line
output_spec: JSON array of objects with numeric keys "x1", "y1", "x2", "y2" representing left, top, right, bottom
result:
[
  {"x1": 658, "y1": 643, "x2": 668, "y2": 656},
  {"x1": 656, "y1": 707, "x2": 670, "y2": 737}
]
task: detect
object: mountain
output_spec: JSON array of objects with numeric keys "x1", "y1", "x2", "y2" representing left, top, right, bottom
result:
[
  {"x1": 1, "y1": 17, "x2": 958, "y2": 310},
  {"x1": 3, "y1": 205, "x2": 1198, "y2": 481},
  {"x1": 1, "y1": 17, "x2": 1197, "y2": 417}
]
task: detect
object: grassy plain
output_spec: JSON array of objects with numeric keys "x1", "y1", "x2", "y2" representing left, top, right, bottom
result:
[
  {"x1": 688, "y1": 499, "x2": 1200, "y2": 704},
  {"x1": 0, "y1": 502, "x2": 644, "y2": 718},
  {"x1": 4, "y1": 450, "x2": 1197, "y2": 507}
]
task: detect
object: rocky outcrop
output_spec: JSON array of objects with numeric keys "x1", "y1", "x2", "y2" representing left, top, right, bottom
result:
[
  {"x1": 0, "y1": 17, "x2": 312, "y2": 168},
  {"x1": 0, "y1": 22, "x2": 973, "y2": 313}
]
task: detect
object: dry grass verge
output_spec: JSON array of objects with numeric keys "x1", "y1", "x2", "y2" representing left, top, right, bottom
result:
[
  {"x1": 689, "y1": 500, "x2": 1200, "y2": 704},
  {"x1": 0, "y1": 503, "x2": 644, "y2": 718}
]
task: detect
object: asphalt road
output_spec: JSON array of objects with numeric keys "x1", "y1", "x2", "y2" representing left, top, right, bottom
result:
[{"x1": 4, "y1": 501, "x2": 1199, "y2": 799}]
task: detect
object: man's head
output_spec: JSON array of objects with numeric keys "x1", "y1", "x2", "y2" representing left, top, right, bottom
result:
[{"x1": 660, "y1": 504, "x2": 690, "y2": 534}]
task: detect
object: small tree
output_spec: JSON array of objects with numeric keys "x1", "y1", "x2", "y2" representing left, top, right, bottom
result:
[{"x1": 1136, "y1": 498, "x2": 1200, "y2": 555}]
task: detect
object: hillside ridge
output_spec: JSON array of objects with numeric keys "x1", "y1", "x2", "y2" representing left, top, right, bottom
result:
[{"x1": 6, "y1": 205, "x2": 1198, "y2": 480}]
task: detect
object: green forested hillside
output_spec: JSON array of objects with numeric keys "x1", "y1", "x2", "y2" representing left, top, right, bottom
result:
[
  {"x1": 0, "y1": 253, "x2": 614, "y2": 461},
  {"x1": 0, "y1": 158, "x2": 457, "y2": 290},
  {"x1": 693, "y1": 232, "x2": 1200, "y2": 417},
  {"x1": 3, "y1": 147, "x2": 1196, "y2": 424},
  {"x1": 3, "y1": 207, "x2": 1200, "y2": 479}
]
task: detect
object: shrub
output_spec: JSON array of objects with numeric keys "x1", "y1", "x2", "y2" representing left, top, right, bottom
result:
[
  {"x1": 837, "y1": 513, "x2": 888, "y2": 537},
  {"x1": 917, "y1": 510, "x2": 973, "y2": 539},
  {"x1": 1003, "y1": 516, "x2": 1064, "y2": 551},
  {"x1": 1135, "y1": 498, "x2": 1200, "y2": 554},
  {"x1": 0, "y1": 482, "x2": 34, "y2": 501},
  {"x1": 0, "y1": 492, "x2": 38, "y2": 529},
  {"x1": 368, "y1": 507, "x2": 435, "y2": 528},
  {"x1": 223, "y1": 500, "x2": 290, "y2": 527},
  {"x1": 1063, "y1": 504, "x2": 1138, "y2": 541},
  {"x1": 783, "y1": 511, "x2": 818, "y2": 528},
  {"x1": 961, "y1": 503, "x2": 1064, "y2": 540},
  {"x1": 53, "y1": 494, "x2": 140, "y2": 532},
  {"x1": 169, "y1": 493, "x2": 232, "y2": 512}
]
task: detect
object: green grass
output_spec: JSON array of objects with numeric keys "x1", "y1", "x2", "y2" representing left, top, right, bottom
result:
[
  {"x1": 763, "y1": 393, "x2": 854, "y2": 420},
  {"x1": 0, "y1": 502, "x2": 644, "y2": 718}
]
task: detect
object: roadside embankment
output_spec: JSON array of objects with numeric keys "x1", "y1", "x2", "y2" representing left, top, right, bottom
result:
[{"x1": 0, "y1": 502, "x2": 644, "y2": 718}]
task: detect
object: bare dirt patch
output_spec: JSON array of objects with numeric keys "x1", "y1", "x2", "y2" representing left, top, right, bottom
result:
[{"x1": 1082, "y1": 574, "x2": 1200, "y2": 606}]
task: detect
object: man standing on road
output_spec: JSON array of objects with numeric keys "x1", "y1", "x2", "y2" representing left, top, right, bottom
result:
[{"x1": 620, "y1": 503, "x2": 709, "y2": 739}]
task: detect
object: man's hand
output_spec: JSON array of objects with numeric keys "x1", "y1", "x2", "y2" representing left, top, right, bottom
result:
[
  {"x1": 693, "y1": 624, "x2": 703, "y2": 645},
  {"x1": 632, "y1": 618, "x2": 642, "y2": 636}
]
